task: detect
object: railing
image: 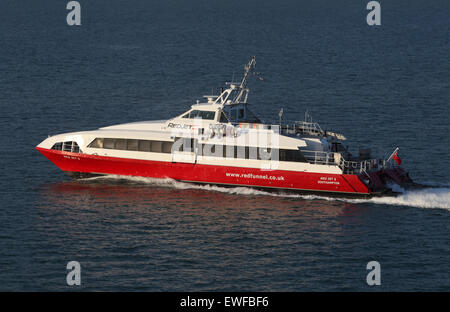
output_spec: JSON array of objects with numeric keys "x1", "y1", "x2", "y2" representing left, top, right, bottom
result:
[
  {"x1": 301, "y1": 150, "x2": 391, "y2": 174},
  {"x1": 294, "y1": 121, "x2": 324, "y2": 136},
  {"x1": 339, "y1": 157, "x2": 390, "y2": 174},
  {"x1": 231, "y1": 121, "x2": 324, "y2": 137},
  {"x1": 302, "y1": 150, "x2": 338, "y2": 166}
]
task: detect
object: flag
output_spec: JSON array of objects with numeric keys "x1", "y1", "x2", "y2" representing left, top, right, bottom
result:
[{"x1": 392, "y1": 151, "x2": 402, "y2": 165}]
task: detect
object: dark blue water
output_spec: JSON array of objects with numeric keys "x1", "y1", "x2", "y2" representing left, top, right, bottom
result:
[{"x1": 1, "y1": 0, "x2": 449, "y2": 291}]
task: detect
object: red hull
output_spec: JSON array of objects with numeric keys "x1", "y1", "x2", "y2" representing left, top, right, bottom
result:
[{"x1": 36, "y1": 147, "x2": 371, "y2": 195}]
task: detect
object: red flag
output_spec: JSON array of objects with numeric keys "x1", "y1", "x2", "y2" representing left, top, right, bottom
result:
[{"x1": 392, "y1": 151, "x2": 402, "y2": 165}]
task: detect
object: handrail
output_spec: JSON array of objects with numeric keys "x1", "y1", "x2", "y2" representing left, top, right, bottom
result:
[
  {"x1": 301, "y1": 150, "x2": 392, "y2": 174},
  {"x1": 294, "y1": 121, "x2": 323, "y2": 135}
]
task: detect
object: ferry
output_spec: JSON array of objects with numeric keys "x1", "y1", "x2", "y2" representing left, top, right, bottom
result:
[{"x1": 36, "y1": 57, "x2": 415, "y2": 197}]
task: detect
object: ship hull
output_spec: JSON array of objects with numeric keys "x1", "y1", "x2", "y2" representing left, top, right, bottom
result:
[{"x1": 36, "y1": 147, "x2": 374, "y2": 197}]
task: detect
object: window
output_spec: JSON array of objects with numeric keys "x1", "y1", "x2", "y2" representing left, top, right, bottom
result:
[
  {"x1": 87, "y1": 138, "x2": 174, "y2": 154},
  {"x1": 279, "y1": 149, "x2": 306, "y2": 162},
  {"x1": 151, "y1": 141, "x2": 162, "y2": 153},
  {"x1": 138, "y1": 140, "x2": 151, "y2": 152},
  {"x1": 115, "y1": 139, "x2": 127, "y2": 150},
  {"x1": 258, "y1": 147, "x2": 272, "y2": 160},
  {"x1": 173, "y1": 137, "x2": 195, "y2": 153},
  {"x1": 238, "y1": 108, "x2": 245, "y2": 119},
  {"x1": 51, "y1": 142, "x2": 63, "y2": 151},
  {"x1": 229, "y1": 109, "x2": 237, "y2": 122},
  {"x1": 182, "y1": 110, "x2": 215, "y2": 120},
  {"x1": 63, "y1": 142, "x2": 73, "y2": 152},
  {"x1": 248, "y1": 146, "x2": 258, "y2": 159},
  {"x1": 52, "y1": 141, "x2": 80, "y2": 153},
  {"x1": 88, "y1": 138, "x2": 103, "y2": 148},
  {"x1": 236, "y1": 146, "x2": 246, "y2": 159},
  {"x1": 202, "y1": 144, "x2": 223, "y2": 157},
  {"x1": 197, "y1": 144, "x2": 305, "y2": 162},
  {"x1": 103, "y1": 138, "x2": 115, "y2": 149},
  {"x1": 219, "y1": 111, "x2": 229, "y2": 123},
  {"x1": 127, "y1": 139, "x2": 139, "y2": 151},
  {"x1": 162, "y1": 142, "x2": 173, "y2": 153},
  {"x1": 224, "y1": 145, "x2": 235, "y2": 158},
  {"x1": 83, "y1": 138, "x2": 302, "y2": 162},
  {"x1": 245, "y1": 107, "x2": 261, "y2": 123}
]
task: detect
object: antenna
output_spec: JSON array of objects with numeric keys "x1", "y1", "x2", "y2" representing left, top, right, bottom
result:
[
  {"x1": 239, "y1": 56, "x2": 256, "y2": 89},
  {"x1": 279, "y1": 108, "x2": 284, "y2": 126},
  {"x1": 233, "y1": 56, "x2": 256, "y2": 104},
  {"x1": 215, "y1": 57, "x2": 257, "y2": 106}
]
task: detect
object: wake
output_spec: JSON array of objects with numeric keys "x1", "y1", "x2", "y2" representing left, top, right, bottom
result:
[{"x1": 79, "y1": 175, "x2": 450, "y2": 210}]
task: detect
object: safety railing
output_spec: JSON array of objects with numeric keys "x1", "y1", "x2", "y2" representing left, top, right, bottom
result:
[
  {"x1": 301, "y1": 150, "x2": 340, "y2": 166},
  {"x1": 338, "y1": 158, "x2": 390, "y2": 174},
  {"x1": 294, "y1": 121, "x2": 324, "y2": 136},
  {"x1": 301, "y1": 150, "x2": 390, "y2": 174}
]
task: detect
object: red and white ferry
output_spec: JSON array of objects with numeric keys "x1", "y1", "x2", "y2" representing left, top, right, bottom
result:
[{"x1": 36, "y1": 57, "x2": 415, "y2": 197}]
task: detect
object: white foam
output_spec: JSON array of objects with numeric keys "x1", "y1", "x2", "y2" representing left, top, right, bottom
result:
[{"x1": 79, "y1": 175, "x2": 450, "y2": 210}]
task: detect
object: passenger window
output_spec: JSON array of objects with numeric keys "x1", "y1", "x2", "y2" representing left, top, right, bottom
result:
[
  {"x1": 162, "y1": 141, "x2": 173, "y2": 153},
  {"x1": 115, "y1": 139, "x2": 127, "y2": 150},
  {"x1": 138, "y1": 140, "x2": 151, "y2": 152},
  {"x1": 151, "y1": 141, "x2": 162, "y2": 153},
  {"x1": 88, "y1": 138, "x2": 103, "y2": 148},
  {"x1": 103, "y1": 138, "x2": 115, "y2": 149},
  {"x1": 224, "y1": 145, "x2": 235, "y2": 158},
  {"x1": 127, "y1": 139, "x2": 139, "y2": 151}
]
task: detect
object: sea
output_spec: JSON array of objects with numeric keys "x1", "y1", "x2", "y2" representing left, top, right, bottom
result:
[{"x1": 0, "y1": 0, "x2": 449, "y2": 291}]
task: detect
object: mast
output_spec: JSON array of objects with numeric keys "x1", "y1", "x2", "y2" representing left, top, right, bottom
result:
[
  {"x1": 213, "y1": 56, "x2": 257, "y2": 106},
  {"x1": 233, "y1": 56, "x2": 256, "y2": 103},
  {"x1": 239, "y1": 56, "x2": 256, "y2": 89}
]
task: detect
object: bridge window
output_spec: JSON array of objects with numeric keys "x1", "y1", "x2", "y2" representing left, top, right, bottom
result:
[
  {"x1": 51, "y1": 142, "x2": 62, "y2": 150},
  {"x1": 51, "y1": 141, "x2": 80, "y2": 153},
  {"x1": 182, "y1": 110, "x2": 216, "y2": 120}
]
